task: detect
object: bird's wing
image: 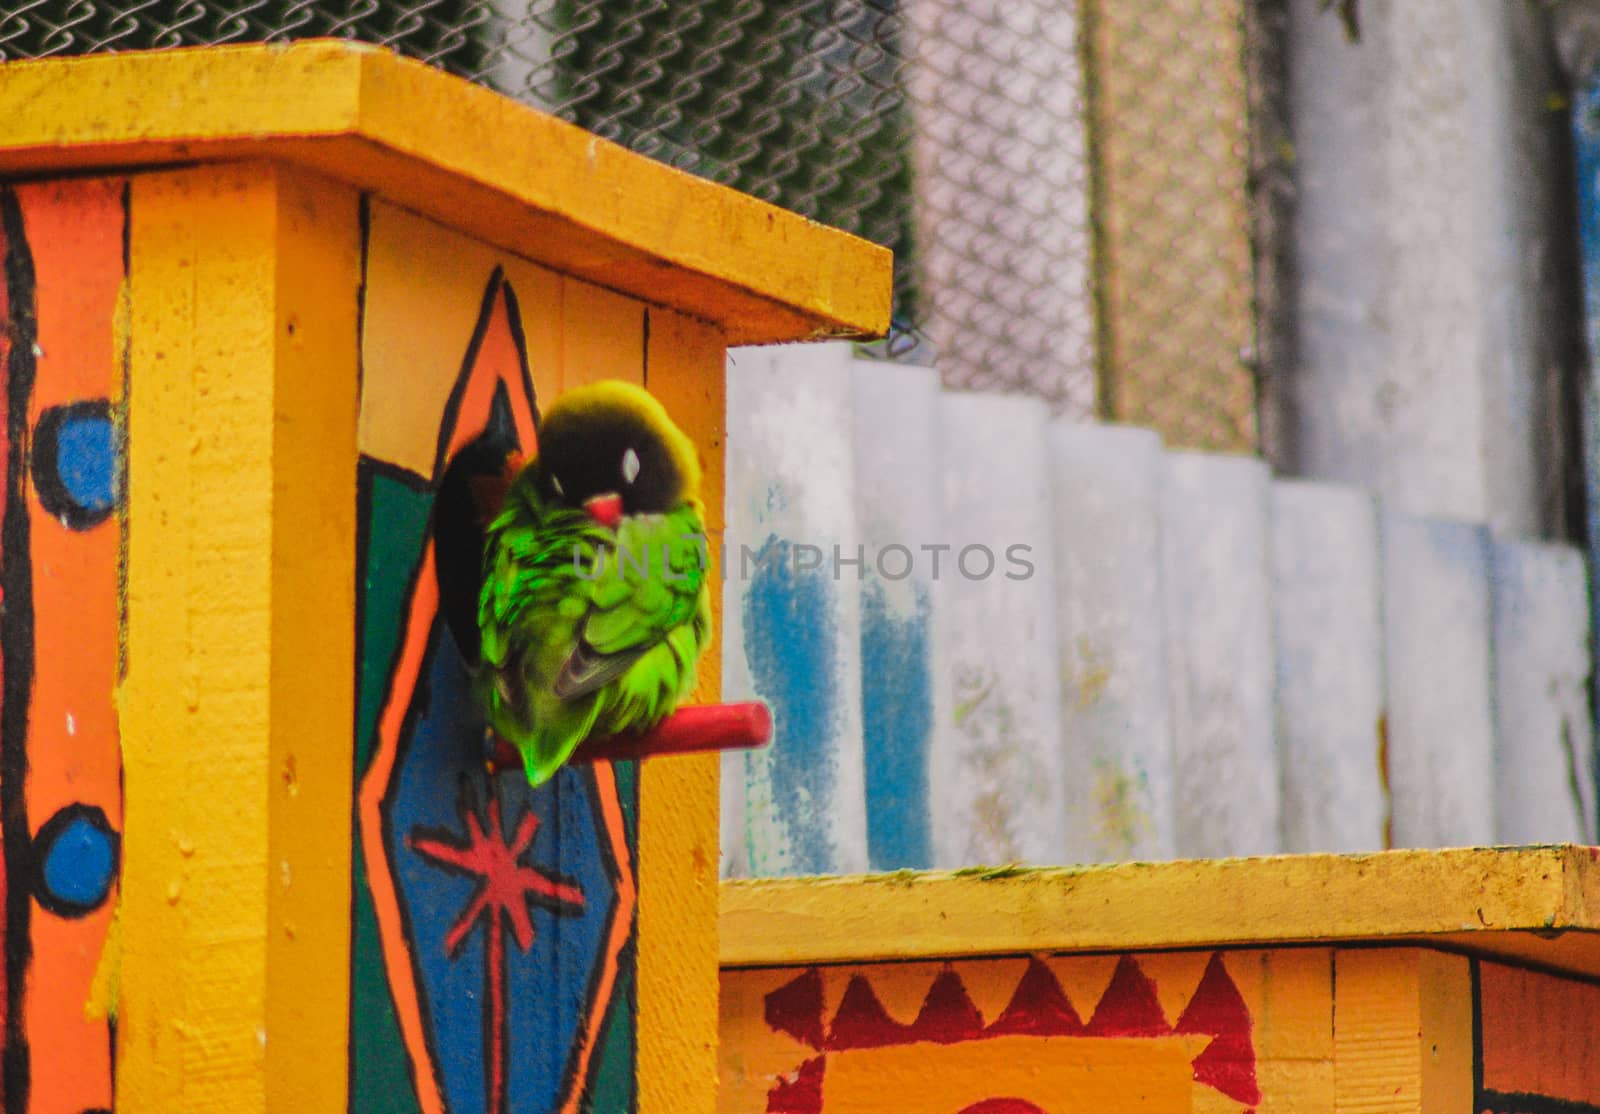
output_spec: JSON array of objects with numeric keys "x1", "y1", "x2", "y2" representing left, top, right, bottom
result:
[{"x1": 552, "y1": 508, "x2": 707, "y2": 700}]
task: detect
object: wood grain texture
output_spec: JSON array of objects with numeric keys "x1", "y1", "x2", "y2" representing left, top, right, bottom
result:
[
  {"x1": 1479, "y1": 960, "x2": 1600, "y2": 1106},
  {"x1": 1332, "y1": 949, "x2": 1471, "y2": 1114},
  {"x1": 720, "y1": 846, "x2": 1600, "y2": 977},
  {"x1": 0, "y1": 41, "x2": 891, "y2": 346},
  {"x1": 638, "y1": 308, "x2": 724, "y2": 1114},
  {"x1": 119, "y1": 162, "x2": 359, "y2": 1112}
]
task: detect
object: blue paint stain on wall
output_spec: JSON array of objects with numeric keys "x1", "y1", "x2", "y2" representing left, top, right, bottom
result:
[
  {"x1": 35, "y1": 806, "x2": 118, "y2": 915},
  {"x1": 742, "y1": 533, "x2": 838, "y2": 874},
  {"x1": 860, "y1": 581, "x2": 933, "y2": 870}
]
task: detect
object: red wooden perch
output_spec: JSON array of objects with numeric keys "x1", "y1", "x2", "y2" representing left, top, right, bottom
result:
[{"x1": 489, "y1": 701, "x2": 773, "y2": 772}]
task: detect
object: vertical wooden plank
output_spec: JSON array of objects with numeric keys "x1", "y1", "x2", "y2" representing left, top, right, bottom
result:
[
  {"x1": 852, "y1": 360, "x2": 943, "y2": 870},
  {"x1": 721, "y1": 342, "x2": 868, "y2": 876},
  {"x1": 1489, "y1": 538, "x2": 1595, "y2": 844},
  {"x1": 1162, "y1": 452, "x2": 1279, "y2": 858},
  {"x1": 1287, "y1": 0, "x2": 1573, "y2": 535},
  {"x1": 120, "y1": 162, "x2": 358, "y2": 1112},
  {"x1": 1084, "y1": 0, "x2": 1256, "y2": 450},
  {"x1": 1253, "y1": 948, "x2": 1336, "y2": 1113},
  {"x1": 904, "y1": 0, "x2": 1096, "y2": 413},
  {"x1": 934, "y1": 392, "x2": 1064, "y2": 866},
  {"x1": 264, "y1": 164, "x2": 361, "y2": 1114},
  {"x1": 638, "y1": 307, "x2": 723, "y2": 1114},
  {"x1": 1380, "y1": 513, "x2": 1496, "y2": 848},
  {"x1": 1333, "y1": 949, "x2": 1472, "y2": 1114},
  {"x1": 1051, "y1": 422, "x2": 1175, "y2": 862},
  {"x1": 355, "y1": 202, "x2": 576, "y2": 1114},
  {"x1": 1271, "y1": 480, "x2": 1386, "y2": 853},
  {"x1": 7, "y1": 177, "x2": 124, "y2": 1114}
]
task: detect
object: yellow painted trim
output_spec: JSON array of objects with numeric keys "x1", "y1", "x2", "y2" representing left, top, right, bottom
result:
[
  {"x1": 637, "y1": 310, "x2": 725, "y2": 1113},
  {"x1": 720, "y1": 846, "x2": 1600, "y2": 977},
  {"x1": 119, "y1": 161, "x2": 358, "y2": 1111},
  {"x1": 0, "y1": 42, "x2": 891, "y2": 347}
]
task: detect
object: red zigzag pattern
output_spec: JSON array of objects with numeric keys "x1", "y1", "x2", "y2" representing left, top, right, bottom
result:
[{"x1": 763, "y1": 953, "x2": 1260, "y2": 1113}]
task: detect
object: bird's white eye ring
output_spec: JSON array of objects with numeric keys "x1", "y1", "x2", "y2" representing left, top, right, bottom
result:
[
  {"x1": 622, "y1": 447, "x2": 641, "y2": 485},
  {"x1": 550, "y1": 474, "x2": 565, "y2": 498}
]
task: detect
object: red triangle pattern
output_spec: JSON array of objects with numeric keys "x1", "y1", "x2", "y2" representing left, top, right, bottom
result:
[
  {"x1": 1175, "y1": 954, "x2": 1262, "y2": 1105},
  {"x1": 1085, "y1": 955, "x2": 1172, "y2": 1037},
  {"x1": 911, "y1": 967, "x2": 987, "y2": 1043},
  {"x1": 826, "y1": 975, "x2": 917, "y2": 1049},
  {"x1": 765, "y1": 967, "x2": 826, "y2": 1050},
  {"x1": 986, "y1": 958, "x2": 1086, "y2": 1037},
  {"x1": 766, "y1": 952, "x2": 1259, "y2": 1108}
]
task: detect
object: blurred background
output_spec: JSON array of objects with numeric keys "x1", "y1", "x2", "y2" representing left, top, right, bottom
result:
[{"x1": 8, "y1": 0, "x2": 1599, "y2": 872}]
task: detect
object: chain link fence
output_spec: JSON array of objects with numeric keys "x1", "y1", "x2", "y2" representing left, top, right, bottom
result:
[{"x1": 0, "y1": 0, "x2": 1282, "y2": 443}]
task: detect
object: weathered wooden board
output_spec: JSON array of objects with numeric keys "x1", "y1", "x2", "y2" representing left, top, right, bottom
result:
[
  {"x1": 933, "y1": 392, "x2": 1065, "y2": 866},
  {"x1": 1287, "y1": 0, "x2": 1572, "y2": 536},
  {"x1": 1270, "y1": 480, "x2": 1386, "y2": 853},
  {"x1": 1052, "y1": 422, "x2": 1175, "y2": 862},
  {"x1": 1379, "y1": 512, "x2": 1496, "y2": 848},
  {"x1": 1489, "y1": 537, "x2": 1595, "y2": 844},
  {"x1": 722, "y1": 342, "x2": 869, "y2": 877},
  {"x1": 720, "y1": 847, "x2": 1600, "y2": 977},
  {"x1": 852, "y1": 360, "x2": 944, "y2": 871},
  {"x1": 0, "y1": 42, "x2": 892, "y2": 347},
  {"x1": 1162, "y1": 452, "x2": 1279, "y2": 858}
]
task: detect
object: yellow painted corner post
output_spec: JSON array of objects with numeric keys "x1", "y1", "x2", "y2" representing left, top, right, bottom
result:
[
  {"x1": 640, "y1": 309, "x2": 728, "y2": 1112},
  {"x1": 119, "y1": 160, "x2": 359, "y2": 1110}
]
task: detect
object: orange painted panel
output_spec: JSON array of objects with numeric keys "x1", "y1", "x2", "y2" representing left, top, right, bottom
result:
[
  {"x1": 3, "y1": 179, "x2": 123, "y2": 1114},
  {"x1": 1480, "y1": 959, "x2": 1600, "y2": 1107},
  {"x1": 823, "y1": 1036, "x2": 1196, "y2": 1113}
]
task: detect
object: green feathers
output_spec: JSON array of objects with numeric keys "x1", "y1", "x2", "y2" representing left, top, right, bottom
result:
[{"x1": 475, "y1": 381, "x2": 712, "y2": 787}]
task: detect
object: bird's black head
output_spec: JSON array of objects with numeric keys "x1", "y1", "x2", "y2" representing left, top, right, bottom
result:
[{"x1": 533, "y1": 380, "x2": 700, "y2": 524}]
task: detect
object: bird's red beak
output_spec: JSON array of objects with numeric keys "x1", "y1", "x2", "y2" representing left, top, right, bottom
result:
[{"x1": 584, "y1": 493, "x2": 623, "y2": 529}]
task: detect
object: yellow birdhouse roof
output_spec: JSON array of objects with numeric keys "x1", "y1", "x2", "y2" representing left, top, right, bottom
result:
[{"x1": 0, "y1": 40, "x2": 892, "y2": 346}]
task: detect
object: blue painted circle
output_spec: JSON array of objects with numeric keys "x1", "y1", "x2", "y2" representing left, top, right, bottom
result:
[
  {"x1": 38, "y1": 811, "x2": 116, "y2": 911},
  {"x1": 53, "y1": 413, "x2": 116, "y2": 515}
]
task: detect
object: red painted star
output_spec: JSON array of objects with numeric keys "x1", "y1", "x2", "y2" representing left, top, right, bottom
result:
[{"x1": 408, "y1": 783, "x2": 585, "y2": 1114}]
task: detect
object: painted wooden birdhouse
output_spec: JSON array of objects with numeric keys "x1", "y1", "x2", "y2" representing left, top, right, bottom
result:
[{"x1": 0, "y1": 41, "x2": 888, "y2": 1114}]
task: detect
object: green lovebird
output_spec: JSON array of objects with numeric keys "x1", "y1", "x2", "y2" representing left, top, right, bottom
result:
[{"x1": 476, "y1": 380, "x2": 712, "y2": 787}]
